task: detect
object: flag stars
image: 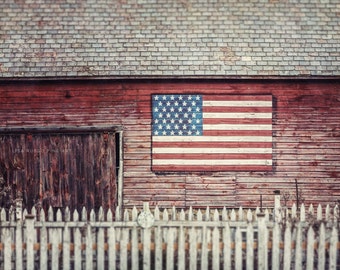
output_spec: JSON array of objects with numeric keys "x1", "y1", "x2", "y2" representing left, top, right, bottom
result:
[{"x1": 152, "y1": 94, "x2": 203, "y2": 136}]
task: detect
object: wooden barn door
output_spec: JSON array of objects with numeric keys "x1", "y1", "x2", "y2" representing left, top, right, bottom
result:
[{"x1": 0, "y1": 129, "x2": 118, "y2": 214}]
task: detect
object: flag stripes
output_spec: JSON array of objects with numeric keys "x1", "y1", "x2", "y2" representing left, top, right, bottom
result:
[{"x1": 151, "y1": 94, "x2": 273, "y2": 172}]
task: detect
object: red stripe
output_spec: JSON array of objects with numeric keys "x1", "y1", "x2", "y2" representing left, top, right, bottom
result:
[
  {"x1": 152, "y1": 142, "x2": 272, "y2": 148},
  {"x1": 203, "y1": 95, "x2": 272, "y2": 101},
  {"x1": 204, "y1": 118, "x2": 272, "y2": 124},
  {"x1": 203, "y1": 106, "x2": 272, "y2": 113},
  {"x1": 152, "y1": 165, "x2": 272, "y2": 172},
  {"x1": 152, "y1": 153, "x2": 272, "y2": 160},
  {"x1": 203, "y1": 130, "x2": 272, "y2": 136}
]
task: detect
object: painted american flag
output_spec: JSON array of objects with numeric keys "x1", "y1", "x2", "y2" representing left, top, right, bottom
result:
[{"x1": 151, "y1": 94, "x2": 273, "y2": 172}]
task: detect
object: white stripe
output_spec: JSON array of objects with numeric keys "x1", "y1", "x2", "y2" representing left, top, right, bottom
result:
[
  {"x1": 153, "y1": 136, "x2": 272, "y2": 142},
  {"x1": 203, "y1": 100, "x2": 272, "y2": 107},
  {"x1": 153, "y1": 148, "x2": 272, "y2": 154},
  {"x1": 153, "y1": 159, "x2": 272, "y2": 166},
  {"x1": 204, "y1": 124, "x2": 272, "y2": 130},
  {"x1": 203, "y1": 112, "x2": 272, "y2": 119}
]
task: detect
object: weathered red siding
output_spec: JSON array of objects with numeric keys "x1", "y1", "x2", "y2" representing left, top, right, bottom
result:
[{"x1": 0, "y1": 79, "x2": 339, "y2": 209}]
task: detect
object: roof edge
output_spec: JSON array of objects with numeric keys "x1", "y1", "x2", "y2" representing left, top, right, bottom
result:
[{"x1": 0, "y1": 75, "x2": 340, "y2": 82}]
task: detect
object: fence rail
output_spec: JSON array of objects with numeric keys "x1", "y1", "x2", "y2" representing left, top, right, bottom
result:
[{"x1": 0, "y1": 200, "x2": 339, "y2": 270}]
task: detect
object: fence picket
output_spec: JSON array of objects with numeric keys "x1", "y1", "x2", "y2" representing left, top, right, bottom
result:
[
  {"x1": 283, "y1": 222, "x2": 292, "y2": 270},
  {"x1": 329, "y1": 225, "x2": 338, "y2": 270},
  {"x1": 246, "y1": 222, "x2": 254, "y2": 270},
  {"x1": 15, "y1": 220, "x2": 23, "y2": 270},
  {"x1": 317, "y1": 223, "x2": 326, "y2": 269},
  {"x1": 235, "y1": 226, "x2": 242, "y2": 270},
  {"x1": 3, "y1": 227, "x2": 11, "y2": 270},
  {"x1": 306, "y1": 226, "x2": 314, "y2": 270},
  {"x1": 0, "y1": 200, "x2": 338, "y2": 270}
]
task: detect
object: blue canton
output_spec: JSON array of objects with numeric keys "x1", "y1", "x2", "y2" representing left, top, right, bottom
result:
[{"x1": 152, "y1": 94, "x2": 203, "y2": 136}]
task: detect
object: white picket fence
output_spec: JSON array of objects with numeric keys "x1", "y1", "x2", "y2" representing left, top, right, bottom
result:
[{"x1": 0, "y1": 201, "x2": 339, "y2": 270}]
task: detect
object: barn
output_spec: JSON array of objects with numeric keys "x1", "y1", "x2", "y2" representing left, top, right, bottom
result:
[{"x1": 0, "y1": 0, "x2": 339, "y2": 213}]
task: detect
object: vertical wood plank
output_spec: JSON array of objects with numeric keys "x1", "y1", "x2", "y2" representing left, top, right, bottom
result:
[
  {"x1": 63, "y1": 224, "x2": 70, "y2": 270},
  {"x1": 189, "y1": 226, "x2": 197, "y2": 270},
  {"x1": 317, "y1": 223, "x2": 325, "y2": 270},
  {"x1": 15, "y1": 220, "x2": 23, "y2": 270},
  {"x1": 166, "y1": 226, "x2": 175, "y2": 270},
  {"x1": 178, "y1": 225, "x2": 186, "y2": 270},
  {"x1": 51, "y1": 227, "x2": 60, "y2": 270},
  {"x1": 283, "y1": 222, "x2": 291, "y2": 270},
  {"x1": 40, "y1": 221, "x2": 48, "y2": 270},
  {"x1": 108, "y1": 227, "x2": 116, "y2": 270},
  {"x1": 200, "y1": 226, "x2": 208, "y2": 270},
  {"x1": 246, "y1": 222, "x2": 254, "y2": 270},
  {"x1": 223, "y1": 223, "x2": 231, "y2": 270},
  {"x1": 329, "y1": 225, "x2": 338, "y2": 270},
  {"x1": 26, "y1": 215, "x2": 35, "y2": 270},
  {"x1": 85, "y1": 225, "x2": 93, "y2": 270},
  {"x1": 155, "y1": 225, "x2": 163, "y2": 270},
  {"x1": 97, "y1": 226, "x2": 105, "y2": 270},
  {"x1": 257, "y1": 213, "x2": 267, "y2": 270},
  {"x1": 235, "y1": 226, "x2": 242, "y2": 270},
  {"x1": 306, "y1": 226, "x2": 314, "y2": 270},
  {"x1": 212, "y1": 226, "x2": 220, "y2": 270},
  {"x1": 131, "y1": 225, "x2": 139, "y2": 270},
  {"x1": 294, "y1": 224, "x2": 302, "y2": 270},
  {"x1": 271, "y1": 222, "x2": 280, "y2": 270},
  {"x1": 4, "y1": 227, "x2": 12, "y2": 270},
  {"x1": 143, "y1": 227, "x2": 151, "y2": 270}
]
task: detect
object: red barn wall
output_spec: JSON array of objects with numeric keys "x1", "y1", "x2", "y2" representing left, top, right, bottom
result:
[{"x1": 0, "y1": 79, "x2": 339, "y2": 209}]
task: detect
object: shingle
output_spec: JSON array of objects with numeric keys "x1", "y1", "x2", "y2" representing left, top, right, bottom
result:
[{"x1": 0, "y1": 0, "x2": 339, "y2": 78}]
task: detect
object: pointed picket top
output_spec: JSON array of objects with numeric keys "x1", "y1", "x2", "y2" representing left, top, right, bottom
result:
[
  {"x1": 10, "y1": 207, "x2": 16, "y2": 221},
  {"x1": 264, "y1": 209, "x2": 270, "y2": 221},
  {"x1": 48, "y1": 206, "x2": 54, "y2": 221},
  {"x1": 73, "y1": 209, "x2": 79, "y2": 222},
  {"x1": 40, "y1": 208, "x2": 46, "y2": 222},
  {"x1": 254, "y1": 207, "x2": 261, "y2": 221},
  {"x1": 247, "y1": 209, "x2": 253, "y2": 222},
  {"x1": 222, "y1": 207, "x2": 228, "y2": 221},
  {"x1": 333, "y1": 204, "x2": 339, "y2": 222},
  {"x1": 197, "y1": 209, "x2": 203, "y2": 221},
  {"x1": 171, "y1": 205, "x2": 177, "y2": 221},
  {"x1": 154, "y1": 206, "x2": 160, "y2": 221},
  {"x1": 308, "y1": 204, "x2": 314, "y2": 215},
  {"x1": 317, "y1": 204, "x2": 323, "y2": 220},
  {"x1": 188, "y1": 206, "x2": 194, "y2": 221},
  {"x1": 123, "y1": 209, "x2": 130, "y2": 222},
  {"x1": 214, "y1": 209, "x2": 220, "y2": 221},
  {"x1": 131, "y1": 206, "x2": 138, "y2": 221},
  {"x1": 0, "y1": 208, "x2": 6, "y2": 221},
  {"x1": 300, "y1": 204, "x2": 306, "y2": 222},
  {"x1": 205, "y1": 206, "x2": 210, "y2": 221},
  {"x1": 115, "y1": 205, "x2": 121, "y2": 221},
  {"x1": 163, "y1": 208, "x2": 169, "y2": 221},
  {"x1": 81, "y1": 207, "x2": 87, "y2": 221},
  {"x1": 98, "y1": 207, "x2": 104, "y2": 221},
  {"x1": 106, "y1": 208, "x2": 113, "y2": 221},
  {"x1": 238, "y1": 207, "x2": 243, "y2": 221},
  {"x1": 180, "y1": 209, "x2": 186, "y2": 221},
  {"x1": 64, "y1": 207, "x2": 71, "y2": 222},
  {"x1": 230, "y1": 209, "x2": 236, "y2": 221},
  {"x1": 56, "y1": 209, "x2": 62, "y2": 221},
  {"x1": 325, "y1": 204, "x2": 330, "y2": 221},
  {"x1": 22, "y1": 208, "x2": 28, "y2": 219},
  {"x1": 291, "y1": 203, "x2": 297, "y2": 219},
  {"x1": 31, "y1": 207, "x2": 37, "y2": 219},
  {"x1": 89, "y1": 209, "x2": 96, "y2": 221}
]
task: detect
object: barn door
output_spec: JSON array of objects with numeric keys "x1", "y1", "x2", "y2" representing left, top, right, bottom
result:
[{"x1": 0, "y1": 129, "x2": 118, "y2": 214}]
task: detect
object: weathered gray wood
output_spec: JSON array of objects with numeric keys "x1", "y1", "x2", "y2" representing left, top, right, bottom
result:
[
  {"x1": 306, "y1": 226, "x2": 314, "y2": 270},
  {"x1": 257, "y1": 213, "x2": 267, "y2": 270},
  {"x1": 235, "y1": 226, "x2": 242, "y2": 270},
  {"x1": 40, "y1": 223, "x2": 48, "y2": 270},
  {"x1": 271, "y1": 222, "x2": 280, "y2": 270},
  {"x1": 15, "y1": 221, "x2": 23, "y2": 270},
  {"x1": 329, "y1": 225, "x2": 338, "y2": 270},
  {"x1": 85, "y1": 224, "x2": 93, "y2": 270},
  {"x1": 317, "y1": 223, "x2": 325, "y2": 269},
  {"x1": 4, "y1": 227, "x2": 11, "y2": 270},
  {"x1": 63, "y1": 224, "x2": 70, "y2": 270},
  {"x1": 294, "y1": 224, "x2": 302, "y2": 270},
  {"x1": 246, "y1": 222, "x2": 254, "y2": 270},
  {"x1": 212, "y1": 226, "x2": 220, "y2": 270},
  {"x1": 26, "y1": 216, "x2": 35, "y2": 270},
  {"x1": 283, "y1": 222, "x2": 292, "y2": 270},
  {"x1": 108, "y1": 227, "x2": 116, "y2": 270},
  {"x1": 223, "y1": 223, "x2": 231, "y2": 270},
  {"x1": 97, "y1": 226, "x2": 105, "y2": 270},
  {"x1": 189, "y1": 226, "x2": 197, "y2": 270}
]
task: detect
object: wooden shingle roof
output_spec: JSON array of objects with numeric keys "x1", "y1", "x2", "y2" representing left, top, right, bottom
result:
[{"x1": 0, "y1": 0, "x2": 339, "y2": 78}]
